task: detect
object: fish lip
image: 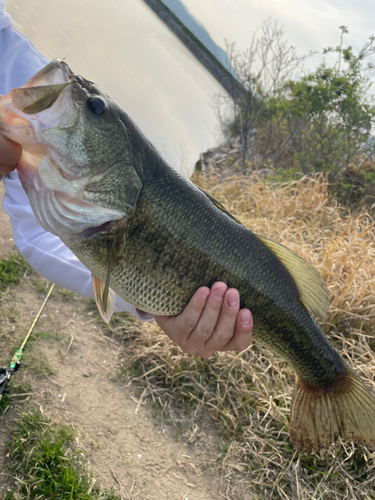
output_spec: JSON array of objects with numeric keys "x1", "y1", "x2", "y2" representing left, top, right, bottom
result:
[
  {"x1": 9, "y1": 59, "x2": 75, "y2": 115},
  {"x1": 25, "y1": 59, "x2": 74, "y2": 87},
  {"x1": 10, "y1": 81, "x2": 73, "y2": 115},
  {"x1": 70, "y1": 215, "x2": 129, "y2": 244}
]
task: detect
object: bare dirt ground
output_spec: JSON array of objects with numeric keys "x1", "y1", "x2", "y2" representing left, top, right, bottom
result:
[{"x1": 0, "y1": 182, "x2": 224, "y2": 500}]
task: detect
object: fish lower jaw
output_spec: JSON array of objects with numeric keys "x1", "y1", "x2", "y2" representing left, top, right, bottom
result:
[{"x1": 69, "y1": 221, "x2": 114, "y2": 243}]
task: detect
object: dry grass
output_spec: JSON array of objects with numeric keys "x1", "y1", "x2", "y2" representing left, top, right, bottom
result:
[{"x1": 114, "y1": 175, "x2": 375, "y2": 499}]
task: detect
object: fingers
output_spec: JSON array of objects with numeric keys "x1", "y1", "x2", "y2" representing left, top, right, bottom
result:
[
  {"x1": 203, "y1": 288, "x2": 240, "y2": 355},
  {"x1": 185, "y1": 282, "x2": 228, "y2": 354},
  {"x1": 154, "y1": 283, "x2": 253, "y2": 359},
  {"x1": 155, "y1": 286, "x2": 210, "y2": 344},
  {"x1": 0, "y1": 134, "x2": 22, "y2": 174},
  {"x1": 219, "y1": 307, "x2": 253, "y2": 352},
  {"x1": 197, "y1": 288, "x2": 253, "y2": 357}
]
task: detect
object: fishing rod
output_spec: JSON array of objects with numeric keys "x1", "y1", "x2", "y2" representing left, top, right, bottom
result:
[{"x1": 0, "y1": 283, "x2": 55, "y2": 402}]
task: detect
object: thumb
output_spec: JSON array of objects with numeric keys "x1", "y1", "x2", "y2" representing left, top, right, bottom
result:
[
  {"x1": 154, "y1": 314, "x2": 173, "y2": 330},
  {"x1": 0, "y1": 134, "x2": 22, "y2": 172}
]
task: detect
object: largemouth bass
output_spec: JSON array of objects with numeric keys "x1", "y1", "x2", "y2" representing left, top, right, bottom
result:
[{"x1": 1, "y1": 60, "x2": 375, "y2": 452}]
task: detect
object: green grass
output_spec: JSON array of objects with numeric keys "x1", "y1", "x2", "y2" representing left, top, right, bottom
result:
[
  {"x1": 22, "y1": 349, "x2": 56, "y2": 376},
  {"x1": 0, "y1": 254, "x2": 29, "y2": 290},
  {"x1": 29, "y1": 329, "x2": 70, "y2": 346},
  {"x1": 0, "y1": 380, "x2": 32, "y2": 414},
  {"x1": 56, "y1": 287, "x2": 76, "y2": 301},
  {"x1": 24, "y1": 330, "x2": 73, "y2": 375},
  {"x1": 5, "y1": 330, "x2": 70, "y2": 379},
  {"x1": 5, "y1": 341, "x2": 55, "y2": 378},
  {"x1": 3, "y1": 406, "x2": 121, "y2": 500},
  {"x1": 31, "y1": 277, "x2": 51, "y2": 293}
]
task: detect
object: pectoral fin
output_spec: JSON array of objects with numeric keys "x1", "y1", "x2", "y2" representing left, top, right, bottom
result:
[
  {"x1": 91, "y1": 274, "x2": 116, "y2": 324},
  {"x1": 255, "y1": 234, "x2": 329, "y2": 321}
]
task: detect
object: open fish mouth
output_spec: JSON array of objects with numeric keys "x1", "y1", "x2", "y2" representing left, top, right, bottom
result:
[
  {"x1": 0, "y1": 60, "x2": 126, "y2": 242},
  {"x1": 0, "y1": 60, "x2": 78, "y2": 147},
  {"x1": 20, "y1": 59, "x2": 73, "y2": 89},
  {"x1": 10, "y1": 59, "x2": 73, "y2": 115}
]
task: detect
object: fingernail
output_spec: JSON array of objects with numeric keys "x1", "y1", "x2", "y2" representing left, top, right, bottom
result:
[
  {"x1": 228, "y1": 291, "x2": 238, "y2": 307},
  {"x1": 213, "y1": 287, "x2": 226, "y2": 300},
  {"x1": 201, "y1": 290, "x2": 210, "y2": 300},
  {"x1": 240, "y1": 309, "x2": 251, "y2": 326}
]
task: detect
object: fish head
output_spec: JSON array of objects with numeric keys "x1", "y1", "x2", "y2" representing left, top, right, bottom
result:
[{"x1": 0, "y1": 60, "x2": 143, "y2": 243}]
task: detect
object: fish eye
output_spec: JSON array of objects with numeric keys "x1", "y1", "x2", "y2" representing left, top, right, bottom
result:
[{"x1": 86, "y1": 96, "x2": 106, "y2": 115}]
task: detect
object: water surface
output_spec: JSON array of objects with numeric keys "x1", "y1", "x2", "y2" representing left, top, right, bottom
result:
[{"x1": 6, "y1": 0, "x2": 224, "y2": 172}]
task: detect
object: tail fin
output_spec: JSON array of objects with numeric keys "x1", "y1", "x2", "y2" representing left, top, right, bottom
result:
[{"x1": 290, "y1": 368, "x2": 375, "y2": 451}]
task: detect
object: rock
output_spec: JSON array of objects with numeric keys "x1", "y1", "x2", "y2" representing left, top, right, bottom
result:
[
  {"x1": 206, "y1": 158, "x2": 218, "y2": 173},
  {"x1": 212, "y1": 153, "x2": 227, "y2": 161},
  {"x1": 228, "y1": 148, "x2": 241, "y2": 156}
]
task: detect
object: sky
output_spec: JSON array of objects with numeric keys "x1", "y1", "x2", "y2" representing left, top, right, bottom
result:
[{"x1": 182, "y1": 0, "x2": 375, "y2": 69}]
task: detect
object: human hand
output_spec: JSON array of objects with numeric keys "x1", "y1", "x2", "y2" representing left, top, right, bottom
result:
[
  {"x1": 0, "y1": 133, "x2": 22, "y2": 181},
  {"x1": 155, "y1": 282, "x2": 253, "y2": 359}
]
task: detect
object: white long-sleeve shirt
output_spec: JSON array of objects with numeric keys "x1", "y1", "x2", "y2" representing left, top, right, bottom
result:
[{"x1": 0, "y1": 2, "x2": 152, "y2": 320}]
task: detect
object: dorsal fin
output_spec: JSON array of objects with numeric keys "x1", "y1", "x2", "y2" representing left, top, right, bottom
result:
[
  {"x1": 197, "y1": 186, "x2": 244, "y2": 225},
  {"x1": 197, "y1": 186, "x2": 329, "y2": 320},
  {"x1": 255, "y1": 234, "x2": 329, "y2": 320}
]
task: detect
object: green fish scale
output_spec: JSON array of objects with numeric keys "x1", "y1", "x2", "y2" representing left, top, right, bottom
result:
[{"x1": 70, "y1": 162, "x2": 345, "y2": 389}]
